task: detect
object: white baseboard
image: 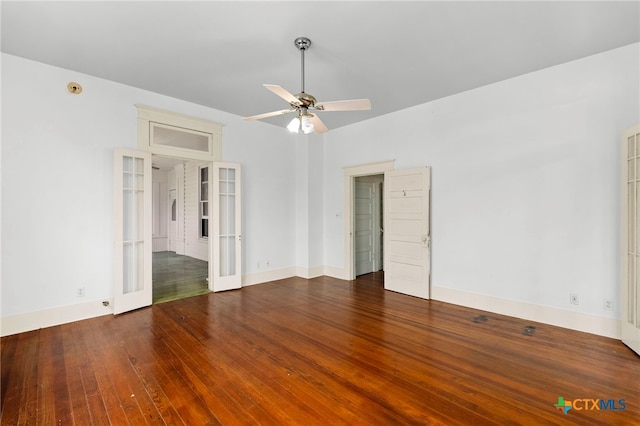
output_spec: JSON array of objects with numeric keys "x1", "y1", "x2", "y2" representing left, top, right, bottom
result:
[
  {"x1": 2, "y1": 267, "x2": 299, "y2": 336},
  {"x1": 242, "y1": 267, "x2": 296, "y2": 286},
  {"x1": 295, "y1": 266, "x2": 325, "y2": 279},
  {"x1": 4, "y1": 270, "x2": 618, "y2": 340},
  {"x1": 431, "y1": 286, "x2": 620, "y2": 339},
  {"x1": 243, "y1": 265, "x2": 345, "y2": 284},
  {"x1": 1, "y1": 298, "x2": 114, "y2": 337}
]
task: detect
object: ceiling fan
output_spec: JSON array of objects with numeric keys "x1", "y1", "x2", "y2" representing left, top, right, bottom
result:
[{"x1": 243, "y1": 37, "x2": 371, "y2": 134}]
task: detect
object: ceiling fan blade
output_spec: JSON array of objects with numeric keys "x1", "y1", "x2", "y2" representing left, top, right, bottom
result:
[
  {"x1": 264, "y1": 84, "x2": 301, "y2": 106},
  {"x1": 243, "y1": 109, "x2": 295, "y2": 121},
  {"x1": 315, "y1": 98, "x2": 371, "y2": 112},
  {"x1": 309, "y1": 113, "x2": 329, "y2": 134}
]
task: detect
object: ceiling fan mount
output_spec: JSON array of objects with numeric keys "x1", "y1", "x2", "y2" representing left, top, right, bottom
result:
[
  {"x1": 293, "y1": 36, "x2": 311, "y2": 51},
  {"x1": 243, "y1": 36, "x2": 371, "y2": 134}
]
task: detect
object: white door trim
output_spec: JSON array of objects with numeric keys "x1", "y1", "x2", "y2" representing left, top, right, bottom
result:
[{"x1": 344, "y1": 160, "x2": 395, "y2": 280}]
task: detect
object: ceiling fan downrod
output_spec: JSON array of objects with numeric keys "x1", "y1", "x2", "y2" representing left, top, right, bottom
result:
[{"x1": 294, "y1": 37, "x2": 311, "y2": 94}]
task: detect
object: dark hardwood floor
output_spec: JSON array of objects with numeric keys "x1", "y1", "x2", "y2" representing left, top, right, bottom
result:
[
  {"x1": 152, "y1": 251, "x2": 209, "y2": 304},
  {"x1": 2, "y1": 273, "x2": 639, "y2": 425}
]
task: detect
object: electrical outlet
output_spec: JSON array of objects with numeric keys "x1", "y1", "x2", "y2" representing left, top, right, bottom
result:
[
  {"x1": 76, "y1": 287, "x2": 85, "y2": 297},
  {"x1": 570, "y1": 293, "x2": 579, "y2": 305},
  {"x1": 604, "y1": 299, "x2": 614, "y2": 311}
]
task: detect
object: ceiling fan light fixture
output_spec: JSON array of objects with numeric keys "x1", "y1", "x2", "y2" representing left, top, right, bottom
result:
[
  {"x1": 287, "y1": 115, "x2": 314, "y2": 135},
  {"x1": 301, "y1": 116, "x2": 314, "y2": 134},
  {"x1": 287, "y1": 116, "x2": 300, "y2": 133}
]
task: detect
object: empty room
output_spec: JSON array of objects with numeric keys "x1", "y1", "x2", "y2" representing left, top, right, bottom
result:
[{"x1": 2, "y1": 1, "x2": 639, "y2": 424}]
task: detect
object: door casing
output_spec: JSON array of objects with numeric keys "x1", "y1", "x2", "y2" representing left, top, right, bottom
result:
[{"x1": 114, "y1": 107, "x2": 232, "y2": 314}]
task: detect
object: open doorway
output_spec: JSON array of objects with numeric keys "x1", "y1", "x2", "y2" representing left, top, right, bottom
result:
[
  {"x1": 115, "y1": 106, "x2": 238, "y2": 314},
  {"x1": 354, "y1": 175, "x2": 384, "y2": 277},
  {"x1": 344, "y1": 160, "x2": 395, "y2": 281},
  {"x1": 151, "y1": 154, "x2": 209, "y2": 303}
]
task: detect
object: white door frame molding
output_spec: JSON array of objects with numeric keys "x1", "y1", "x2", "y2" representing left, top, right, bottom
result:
[
  {"x1": 343, "y1": 160, "x2": 395, "y2": 280},
  {"x1": 132, "y1": 105, "x2": 226, "y2": 302}
]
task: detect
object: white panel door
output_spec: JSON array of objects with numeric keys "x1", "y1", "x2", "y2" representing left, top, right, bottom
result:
[
  {"x1": 384, "y1": 167, "x2": 431, "y2": 299},
  {"x1": 622, "y1": 125, "x2": 640, "y2": 356},
  {"x1": 114, "y1": 149, "x2": 152, "y2": 314},
  {"x1": 355, "y1": 180, "x2": 375, "y2": 276},
  {"x1": 212, "y1": 162, "x2": 242, "y2": 292}
]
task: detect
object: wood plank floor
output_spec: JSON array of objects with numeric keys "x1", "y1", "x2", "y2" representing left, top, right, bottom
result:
[
  {"x1": 2, "y1": 273, "x2": 639, "y2": 425},
  {"x1": 152, "y1": 252, "x2": 209, "y2": 304}
]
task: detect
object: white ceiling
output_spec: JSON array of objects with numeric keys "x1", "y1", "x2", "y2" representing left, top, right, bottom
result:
[{"x1": 2, "y1": 1, "x2": 639, "y2": 132}]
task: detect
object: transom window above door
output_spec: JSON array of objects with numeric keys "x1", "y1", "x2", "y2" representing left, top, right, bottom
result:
[
  {"x1": 151, "y1": 123, "x2": 211, "y2": 153},
  {"x1": 135, "y1": 104, "x2": 222, "y2": 162}
]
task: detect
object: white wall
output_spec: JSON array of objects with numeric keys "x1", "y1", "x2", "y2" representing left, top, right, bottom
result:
[
  {"x1": 323, "y1": 44, "x2": 639, "y2": 334},
  {"x1": 1, "y1": 53, "x2": 297, "y2": 331},
  {"x1": 308, "y1": 134, "x2": 325, "y2": 273},
  {"x1": 220, "y1": 114, "x2": 298, "y2": 280},
  {"x1": 293, "y1": 132, "x2": 325, "y2": 278}
]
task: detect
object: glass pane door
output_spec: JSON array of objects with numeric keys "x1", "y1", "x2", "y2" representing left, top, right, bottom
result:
[
  {"x1": 212, "y1": 162, "x2": 242, "y2": 291},
  {"x1": 623, "y1": 126, "x2": 640, "y2": 355},
  {"x1": 123, "y1": 156, "x2": 144, "y2": 293},
  {"x1": 114, "y1": 149, "x2": 152, "y2": 314}
]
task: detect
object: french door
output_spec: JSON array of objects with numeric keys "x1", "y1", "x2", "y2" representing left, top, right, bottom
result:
[
  {"x1": 114, "y1": 149, "x2": 152, "y2": 314},
  {"x1": 622, "y1": 125, "x2": 640, "y2": 356},
  {"x1": 211, "y1": 162, "x2": 242, "y2": 292},
  {"x1": 114, "y1": 151, "x2": 243, "y2": 313},
  {"x1": 384, "y1": 167, "x2": 431, "y2": 299}
]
